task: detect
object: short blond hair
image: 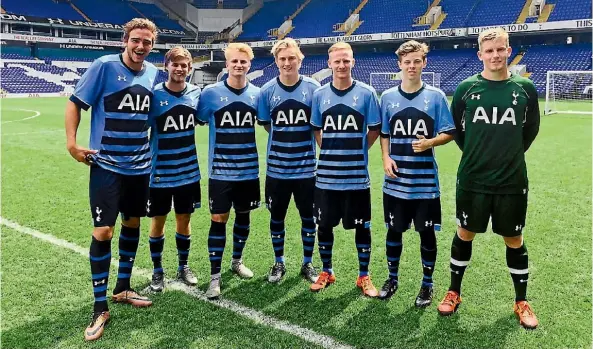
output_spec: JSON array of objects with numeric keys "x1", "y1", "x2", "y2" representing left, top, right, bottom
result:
[
  {"x1": 224, "y1": 43, "x2": 254, "y2": 60},
  {"x1": 478, "y1": 28, "x2": 509, "y2": 50},
  {"x1": 328, "y1": 42, "x2": 352, "y2": 54},
  {"x1": 271, "y1": 38, "x2": 304, "y2": 60},
  {"x1": 164, "y1": 46, "x2": 192, "y2": 66},
  {"x1": 395, "y1": 40, "x2": 429, "y2": 61},
  {"x1": 123, "y1": 18, "x2": 158, "y2": 43}
]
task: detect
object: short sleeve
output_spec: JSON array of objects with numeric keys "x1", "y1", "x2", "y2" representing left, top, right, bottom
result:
[
  {"x1": 367, "y1": 89, "x2": 381, "y2": 129},
  {"x1": 310, "y1": 90, "x2": 322, "y2": 129},
  {"x1": 196, "y1": 89, "x2": 211, "y2": 124},
  {"x1": 70, "y1": 59, "x2": 105, "y2": 111},
  {"x1": 380, "y1": 92, "x2": 391, "y2": 137},
  {"x1": 436, "y1": 94, "x2": 455, "y2": 135}
]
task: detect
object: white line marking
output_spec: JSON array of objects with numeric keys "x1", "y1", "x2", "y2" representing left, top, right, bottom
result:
[
  {"x1": 0, "y1": 217, "x2": 353, "y2": 349},
  {"x1": 1, "y1": 109, "x2": 41, "y2": 124}
]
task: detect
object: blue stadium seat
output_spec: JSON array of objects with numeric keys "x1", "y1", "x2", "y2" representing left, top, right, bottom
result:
[
  {"x1": 548, "y1": 0, "x2": 592, "y2": 21},
  {"x1": 2, "y1": 0, "x2": 84, "y2": 20},
  {"x1": 239, "y1": 0, "x2": 300, "y2": 41}
]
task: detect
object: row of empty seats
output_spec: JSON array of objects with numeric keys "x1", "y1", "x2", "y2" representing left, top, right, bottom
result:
[
  {"x1": 193, "y1": 0, "x2": 248, "y2": 9},
  {"x1": 239, "y1": 0, "x2": 590, "y2": 41},
  {"x1": 1, "y1": 44, "x2": 590, "y2": 96},
  {"x1": 2, "y1": 0, "x2": 183, "y2": 31}
]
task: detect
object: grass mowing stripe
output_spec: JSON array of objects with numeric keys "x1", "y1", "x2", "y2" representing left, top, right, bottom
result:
[{"x1": 0, "y1": 216, "x2": 354, "y2": 349}]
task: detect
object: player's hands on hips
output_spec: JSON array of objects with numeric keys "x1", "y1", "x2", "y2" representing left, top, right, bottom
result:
[
  {"x1": 412, "y1": 135, "x2": 433, "y2": 153},
  {"x1": 67, "y1": 143, "x2": 97, "y2": 166},
  {"x1": 383, "y1": 155, "x2": 398, "y2": 178}
]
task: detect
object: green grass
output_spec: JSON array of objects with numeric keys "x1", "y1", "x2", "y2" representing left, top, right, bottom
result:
[{"x1": 1, "y1": 97, "x2": 591, "y2": 348}]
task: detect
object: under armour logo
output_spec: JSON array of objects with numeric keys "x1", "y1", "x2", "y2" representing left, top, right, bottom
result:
[
  {"x1": 93, "y1": 279, "x2": 106, "y2": 286},
  {"x1": 95, "y1": 207, "x2": 102, "y2": 222},
  {"x1": 352, "y1": 95, "x2": 359, "y2": 106},
  {"x1": 515, "y1": 224, "x2": 523, "y2": 231},
  {"x1": 160, "y1": 100, "x2": 168, "y2": 106},
  {"x1": 512, "y1": 90, "x2": 519, "y2": 105},
  {"x1": 273, "y1": 95, "x2": 281, "y2": 102},
  {"x1": 47, "y1": 18, "x2": 64, "y2": 25},
  {"x1": 471, "y1": 94, "x2": 480, "y2": 100},
  {"x1": 355, "y1": 219, "x2": 363, "y2": 224},
  {"x1": 389, "y1": 102, "x2": 399, "y2": 109},
  {"x1": 250, "y1": 201, "x2": 259, "y2": 207},
  {"x1": 118, "y1": 75, "x2": 127, "y2": 81},
  {"x1": 361, "y1": 248, "x2": 370, "y2": 253},
  {"x1": 323, "y1": 99, "x2": 330, "y2": 105},
  {"x1": 425, "y1": 221, "x2": 433, "y2": 227},
  {"x1": 462, "y1": 211, "x2": 468, "y2": 226},
  {"x1": 220, "y1": 96, "x2": 228, "y2": 102}
]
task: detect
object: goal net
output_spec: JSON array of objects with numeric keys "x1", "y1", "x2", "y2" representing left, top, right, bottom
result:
[
  {"x1": 369, "y1": 72, "x2": 441, "y2": 95},
  {"x1": 545, "y1": 71, "x2": 593, "y2": 115}
]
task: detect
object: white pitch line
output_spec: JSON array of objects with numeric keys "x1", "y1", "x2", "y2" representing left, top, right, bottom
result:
[
  {"x1": 0, "y1": 217, "x2": 354, "y2": 349},
  {"x1": 2, "y1": 109, "x2": 41, "y2": 124}
]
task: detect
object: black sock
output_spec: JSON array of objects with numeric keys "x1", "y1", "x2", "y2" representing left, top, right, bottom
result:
[
  {"x1": 355, "y1": 227, "x2": 371, "y2": 277},
  {"x1": 386, "y1": 228, "x2": 403, "y2": 281},
  {"x1": 90, "y1": 236, "x2": 111, "y2": 313},
  {"x1": 318, "y1": 226, "x2": 334, "y2": 274},
  {"x1": 208, "y1": 221, "x2": 226, "y2": 275},
  {"x1": 507, "y1": 243, "x2": 529, "y2": 302},
  {"x1": 449, "y1": 233, "x2": 472, "y2": 294},
  {"x1": 270, "y1": 214, "x2": 286, "y2": 263},
  {"x1": 176, "y1": 232, "x2": 191, "y2": 270},
  {"x1": 301, "y1": 216, "x2": 316, "y2": 265},
  {"x1": 149, "y1": 235, "x2": 165, "y2": 273},
  {"x1": 232, "y1": 212, "x2": 250, "y2": 260},
  {"x1": 114, "y1": 225, "x2": 140, "y2": 294},
  {"x1": 419, "y1": 229, "x2": 437, "y2": 288}
]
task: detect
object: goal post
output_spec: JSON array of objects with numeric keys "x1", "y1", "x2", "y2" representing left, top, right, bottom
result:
[
  {"x1": 545, "y1": 71, "x2": 593, "y2": 115},
  {"x1": 369, "y1": 72, "x2": 441, "y2": 96}
]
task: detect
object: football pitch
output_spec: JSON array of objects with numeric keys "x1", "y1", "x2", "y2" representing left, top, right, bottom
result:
[{"x1": 1, "y1": 97, "x2": 591, "y2": 348}]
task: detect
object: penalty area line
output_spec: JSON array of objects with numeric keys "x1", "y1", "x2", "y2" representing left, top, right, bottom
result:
[{"x1": 0, "y1": 216, "x2": 354, "y2": 349}]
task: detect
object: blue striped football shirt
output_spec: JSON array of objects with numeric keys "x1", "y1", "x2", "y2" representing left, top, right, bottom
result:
[
  {"x1": 310, "y1": 80, "x2": 381, "y2": 191},
  {"x1": 258, "y1": 76, "x2": 320, "y2": 179},
  {"x1": 70, "y1": 54, "x2": 158, "y2": 175},
  {"x1": 197, "y1": 80, "x2": 261, "y2": 181},
  {"x1": 380, "y1": 83, "x2": 455, "y2": 199},
  {"x1": 148, "y1": 82, "x2": 202, "y2": 188}
]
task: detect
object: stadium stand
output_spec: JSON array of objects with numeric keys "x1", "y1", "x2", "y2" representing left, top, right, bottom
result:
[
  {"x1": 2, "y1": 0, "x2": 84, "y2": 20},
  {"x1": 356, "y1": 0, "x2": 427, "y2": 34},
  {"x1": 548, "y1": 0, "x2": 593, "y2": 21},
  {"x1": 465, "y1": 0, "x2": 525, "y2": 26},
  {"x1": 289, "y1": 0, "x2": 361, "y2": 38},
  {"x1": 239, "y1": 0, "x2": 299, "y2": 41},
  {"x1": 129, "y1": 2, "x2": 185, "y2": 31}
]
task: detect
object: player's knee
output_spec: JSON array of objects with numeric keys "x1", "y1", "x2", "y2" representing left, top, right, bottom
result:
[
  {"x1": 418, "y1": 229, "x2": 437, "y2": 249},
  {"x1": 503, "y1": 235, "x2": 523, "y2": 248},
  {"x1": 93, "y1": 226, "x2": 114, "y2": 240},
  {"x1": 122, "y1": 216, "x2": 140, "y2": 228},
  {"x1": 457, "y1": 226, "x2": 476, "y2": 241},
  {"x1": 212, "y1": 213, "x2": 230, "y2": 223},
  {"x1": 175, "y1": 214, "x2": 191, "y2": 235}
]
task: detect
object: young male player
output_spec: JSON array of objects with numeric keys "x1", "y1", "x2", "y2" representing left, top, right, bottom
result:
[
  {"x1": 65, "y1": 18, "x2": 159, "y2": 341},
  {"x1": 146, "y1": 46, "x2": 201, "y2": 292},
  {"x1": 197, "y1": 43, "x2": 261, "y2": 299},
  {"x1": 309, "y1": 42, "x2": 381, "y2": 297},
  {"x1": 437, "y1": 28, "x2": 540, "y2": 329},
  {"x1": 257, "y1": 38, "x2": 320, "y2": 283},
  {"x1": 378, "y1": 40, "x2": 455, "y2": 307}
]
